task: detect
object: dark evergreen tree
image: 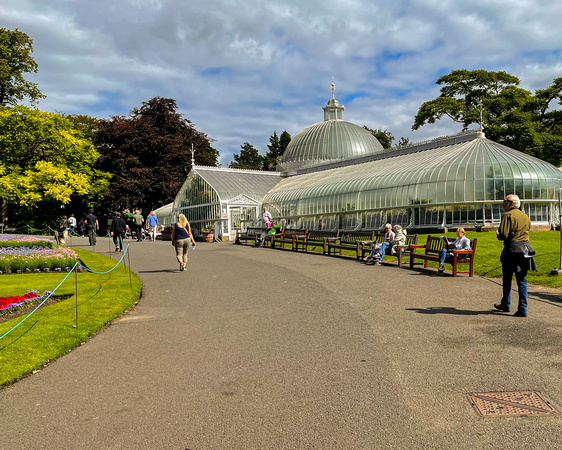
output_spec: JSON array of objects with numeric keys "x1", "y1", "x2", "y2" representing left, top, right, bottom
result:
[
  {"x1": 229, "y1": 142, "x2": 264, "y2": 170},
  {"x1": 264, "y1": 131, "x2": 281, "y2": 171}
]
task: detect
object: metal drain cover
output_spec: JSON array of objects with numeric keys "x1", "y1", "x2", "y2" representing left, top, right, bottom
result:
[{"x1": 467, "y1": 391, "x2": 560, "y2": 417}]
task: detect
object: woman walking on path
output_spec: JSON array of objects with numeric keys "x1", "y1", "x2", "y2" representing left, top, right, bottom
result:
[{"x1": 171, "y1": 214, "x2": 196, "y2": 271}]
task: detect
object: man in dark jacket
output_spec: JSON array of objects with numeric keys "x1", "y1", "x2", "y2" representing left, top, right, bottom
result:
[
  {"x1": 84, "y1": 209, "x2": 99, "y2": 246},
  {"x1": 494, "y1": 194, "x2": 536, "y2": 317},
  {"x1": 110, "y1": 212, "x2": 127, "y2": 252}
]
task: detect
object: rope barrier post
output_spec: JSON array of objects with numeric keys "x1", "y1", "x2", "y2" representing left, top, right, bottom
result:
[
  {"x1": 127, "y1": 245, "x2": 132, "y2": 287},
  {"x1": 74, "y1": 264, "x2": 79, "y2": 328},
  {"x1": 551, "y1": 187, "x2": 562, "y2": 275},
  {"x1": 109, "y1": 233, "x2": 112, "y2": 256}
]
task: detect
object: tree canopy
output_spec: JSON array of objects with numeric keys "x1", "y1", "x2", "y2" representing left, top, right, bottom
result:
[
  {"x1": 263, "y1": 130, "x2": 291, "y2": 171},
  {"x1": 0, "y1": 106, "x2": 110, "y2": 225},
  {"x1": 229, "y1": 142, "x2": 264, "y2": 170},
  {"x1": 95, "y1": 96, "x2": 218, "y2": 215},
  {"x1": 0, "y1": 28, "x2": 45, "y2": 106},
  {"x1": 412, "y1": 69, "x2": 562, "y2": 165}
]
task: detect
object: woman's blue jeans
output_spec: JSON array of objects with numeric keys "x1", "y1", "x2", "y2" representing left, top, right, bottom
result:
[{"x1": 439, "y1": 248, "x2": 452, "y2": 265}]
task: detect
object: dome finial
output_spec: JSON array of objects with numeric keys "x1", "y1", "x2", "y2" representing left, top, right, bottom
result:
[{"x1": 331, "y1": 78, "x2": 335, "y2": 99}]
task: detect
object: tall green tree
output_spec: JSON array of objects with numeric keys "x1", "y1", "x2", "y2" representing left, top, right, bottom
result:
[
  {"x1": 279, "y1": 130, "x2": 291, "y2": 155},
  {"x1": 412, "y1": 70, "x2": 562, "y2": 165},
  {"x1": 0, "y1": 106, "x2": 110, "y2": 225},
  {"x1": 0, "y1": 28, "x2": 45, "y2": 106},
  {"x1": 264, "y1": 131, "x2": 280, "y2": 171},
  {"x1": 95, "y1": 96, "x2": 218, "y2": 216},
  {"x1": 229, "y1": 142, "x2": 264, "y2": 170}
]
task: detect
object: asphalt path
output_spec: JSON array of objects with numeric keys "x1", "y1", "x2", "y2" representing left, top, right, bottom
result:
[{"x1": 1, "y1": 237, "x2": 561, "y2": 449}]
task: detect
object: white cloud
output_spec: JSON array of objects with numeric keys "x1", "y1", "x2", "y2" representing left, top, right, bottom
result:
[{"x1": 1, "y1": 0, "x2": 560, "y2": 167}]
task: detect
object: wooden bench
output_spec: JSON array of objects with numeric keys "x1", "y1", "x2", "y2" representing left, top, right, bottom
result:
[
  {"x1": 235, "y1": 227, "x2": 264, "y2": 245},
  {"x1": 359, "y1": 234, "x2": 384, "y2": 259},
  {"x1": 327, "y1": 230, "x2": 375, "y2": 259},
  {"x1": 409, "y1": 235, "x2": 477, "y2": 277},
  {"x1": 294, "y1": 230, "x2": 341, "y2": 254},
  {"x1": 270, "y1": 228, "x2": 308, "y2": 250},
  {"x1": 381, "y1": 235, "x2": 419, "y2": 266}
]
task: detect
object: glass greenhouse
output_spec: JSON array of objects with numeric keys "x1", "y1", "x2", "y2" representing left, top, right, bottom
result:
[
  {"x1": 170, "y1": 85, "x2": 562, "y2": 235},
  {"x1": 173, "y1": 166, "x2": 280, "y2": 240},
  {"x1": 263, "y1": 130, "x2": 562, "y2": 231}
]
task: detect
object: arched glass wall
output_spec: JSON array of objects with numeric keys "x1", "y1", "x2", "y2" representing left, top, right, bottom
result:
[{"x1": 263, "y1": 136, "x2": 562, "y2": 230}]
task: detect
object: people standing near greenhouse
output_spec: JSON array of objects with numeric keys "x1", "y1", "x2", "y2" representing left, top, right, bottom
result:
[
  {"x1": 110, "y1": 212, "x2": 127, "y2": 252},
  {"x1": 84, "y1": 209, "x2": 99, "y2": 246},
  {"x1": 171, "y1": 213, "x2": 196, "y2": 272},
  {"x1": 146, "y1": 211, "x2": 159, "y2": 241},
  {"x1": 262, "y1": 206, "x2": 273, "y2": 229},
  {"x1": 133, "y1": 209, "x2": 144, "y2": 242},
  {"x1": 494, "y1": 194, "x2": 537, "y2": 317}
]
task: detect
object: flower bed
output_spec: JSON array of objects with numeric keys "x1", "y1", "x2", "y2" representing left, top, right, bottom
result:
[
  {"x1": 0, "y1": 290, "x2": 51, "y2": 315},
  {"x1": 0, "y1": 243, "x2": 78, "y2": 274},
  {"x1": 0, "y1": 235, "x2": 53, "y2": 248}
]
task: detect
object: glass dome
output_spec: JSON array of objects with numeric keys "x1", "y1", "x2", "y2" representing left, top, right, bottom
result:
[{"x1": 279, "y1": 120, "x2": 386, "y2": 172}]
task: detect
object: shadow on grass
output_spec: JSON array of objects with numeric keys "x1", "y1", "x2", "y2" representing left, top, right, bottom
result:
[{"x1": 0, "y1": 320, "x2": 38, "y2": 351}]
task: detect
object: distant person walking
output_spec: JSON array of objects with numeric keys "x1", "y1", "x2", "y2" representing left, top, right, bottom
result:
[
  {"x1": 68, "y1": 214, "x2": 77, "y2": 236},
  {"x1": 84, "y1": 209, "x2": 99, "y2": 246},
  {"x1": 133, "y1": 210, "x2": 144, "y2": 242},
  {"x1": 494, "y1": 194, "x2": 537, "y2": 317},
  {"x1": 171, "y1": 213, "x2": 196, "y2": 272},
  {"x1": 262, "y1": 206, "x2": 273, "y2": 229},
  {"x1": 146, "y1": 211, "x2": 159, "y2": 241},
  {"x1": 110, "y1": 212, "x2": 127, "y2": 252}
]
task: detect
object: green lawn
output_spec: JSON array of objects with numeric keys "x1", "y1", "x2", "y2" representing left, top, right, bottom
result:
[
  {"x1": 264, "y1": 229, "x2": 562, "y2": 288},
  {"x1": 429, "y1": 230, "x2": 562, "y2": 288},
  {"x1": 0, "y1": 248, "x2": 142, "y2": 386}
]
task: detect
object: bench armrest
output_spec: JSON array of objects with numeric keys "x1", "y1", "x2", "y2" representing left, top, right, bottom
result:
[
  {"x1": 358, "y1": 240, "x2": 374, "y2": 245},
  {"x1": 452, "y1": 249, "x2": 474, "y2": 254},
  {"x1": 409, "y1": 244, "x2": 425, "y2": 249},
  {"x1": 325, "y1": 237, "x2": 339, "y2": 242}
]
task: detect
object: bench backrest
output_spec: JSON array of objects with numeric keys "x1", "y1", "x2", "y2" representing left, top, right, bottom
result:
[
  {"x1": 307, "y1": 230, "x2": 340, "y2": 241},
  {"x1": 282, "y1": 228, "x2": 307, "y2": 238},
  {"x1": 404, "y1": 234, "x2": 419, "y2": 246},
  {"x1": 424, "y1": 235, "x2": 445, "y2": 254},
  {"x1": 424, "y1": 235, "x2": 477, "y2": 257},
  {"x1": 339, "y1": 230, "x2": 375, "y2": 245}
]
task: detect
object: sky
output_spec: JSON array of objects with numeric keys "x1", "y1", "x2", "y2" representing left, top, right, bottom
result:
[{"x1": 2, "y1": 0, "x2": 561, "y2": 166}]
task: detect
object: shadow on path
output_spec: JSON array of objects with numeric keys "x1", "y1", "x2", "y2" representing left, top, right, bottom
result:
[{"x1": 406, "y1": 306, "x2": 502, "y2": 316}]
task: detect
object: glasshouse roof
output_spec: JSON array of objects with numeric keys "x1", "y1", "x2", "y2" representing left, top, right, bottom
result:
[
  {"x1": 265, "y1": 130, "x2": 562, "y2": 212},
  {"x1": 193, "y1": 166, "x2": 280, "y2": 202},
  {"x1": 279, "y1": 120, "x2": 385, "y2": 172}
]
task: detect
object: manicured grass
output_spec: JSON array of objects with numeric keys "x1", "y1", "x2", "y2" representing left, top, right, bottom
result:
[
  {"x1": 264, "y1": 230, "x2": 562, "y2": 288},
  {"x1": 0, "y1": 248, "x2": 142, "y2": 386},
  {"x1": 424, "y1": 230, "x2": 562, "y2": 288}
]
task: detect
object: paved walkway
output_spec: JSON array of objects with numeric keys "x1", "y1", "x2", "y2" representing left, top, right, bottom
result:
[{"x1": 1, "y1": 237, "x2": 561, "y2": 449}]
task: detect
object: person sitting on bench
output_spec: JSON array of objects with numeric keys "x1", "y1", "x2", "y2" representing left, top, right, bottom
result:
[{"x1": 435, "y1": 228, "x2": 471, "y2": 276}]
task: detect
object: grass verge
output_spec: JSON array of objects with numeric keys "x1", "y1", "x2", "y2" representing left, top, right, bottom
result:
[
  {"x1": 0, "y1": 248, "x2": 142, "y2": 387},
  {"x1": 261, "y1": 230, "x2": 562, "y2": 288}
]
